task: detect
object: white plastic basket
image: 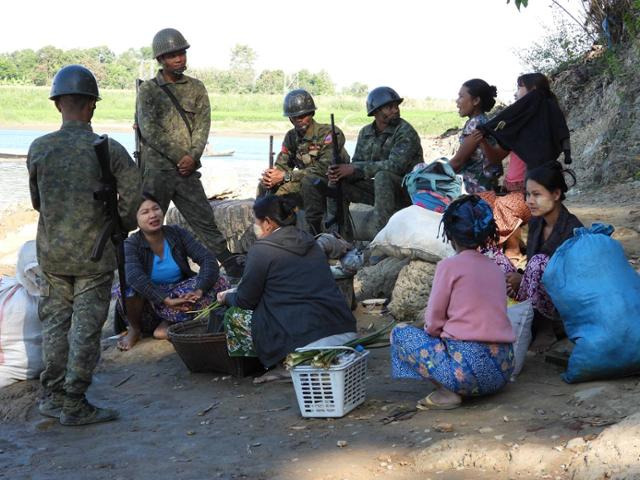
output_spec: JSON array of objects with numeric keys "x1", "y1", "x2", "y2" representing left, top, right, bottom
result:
[{"x1": 291, "y1": 346, "x2": 369, "y2": 418}]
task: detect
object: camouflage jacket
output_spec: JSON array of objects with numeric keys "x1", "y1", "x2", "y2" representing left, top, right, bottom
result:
[
  {"x1": 137, "y1": 70, "x2": 211, "y2": 171},
  {"x1": 275, "y1": 119, "x2": 350, "y2": 181},
  {"x1": 351, "y1": 118, "x2": 423, "y2": 179},
  {"x1": 27, "y1": 120, "x2": 140, "y2": 275}
]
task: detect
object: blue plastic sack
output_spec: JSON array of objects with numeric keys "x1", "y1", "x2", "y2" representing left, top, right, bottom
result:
[{"x1": 542, "y1": 223, "x2": 640, "y2": 383}]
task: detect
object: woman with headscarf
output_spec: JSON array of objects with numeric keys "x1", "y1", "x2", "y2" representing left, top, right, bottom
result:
[{"x1": 390, "y1": 195, "x2": 515, "y2": 410}]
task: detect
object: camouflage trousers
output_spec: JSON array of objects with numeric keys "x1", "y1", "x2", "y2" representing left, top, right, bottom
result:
[
  {"x1": 144, "y1": 168, "x2": 228, "y2": 259},
  {"x1": 342, "y1": 171, "x2": 411, "y2": 235},
  {"x1": 39, "y1": 271, "x2": 113, "y2": 397},
  {"x1": 257, "y1": 174, "x2": 332, "y2": 235}
]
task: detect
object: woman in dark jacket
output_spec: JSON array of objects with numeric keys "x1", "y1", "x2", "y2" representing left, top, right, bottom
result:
[
  {"x1": 116, "y1": 193, "x2": 228, "y2": 350},
  {"x1": 491, "y1": 161, "x2": 582, "y2": 351},
  {"x1": 217, "y1": 195, "x2": 357, "y2": 382}
]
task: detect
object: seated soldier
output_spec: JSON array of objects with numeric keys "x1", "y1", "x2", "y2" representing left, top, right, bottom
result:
[
  {"x1": 326, "y1": 86, "x2": 423, "y2": 237},
  {"x1": 258, "y1": 89, "x2": 349, "y2": 235}
]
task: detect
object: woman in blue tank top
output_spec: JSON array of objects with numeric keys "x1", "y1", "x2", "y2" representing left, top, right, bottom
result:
[{"x1": 114, "y1": 193, "x2": 229, "y2": 350}]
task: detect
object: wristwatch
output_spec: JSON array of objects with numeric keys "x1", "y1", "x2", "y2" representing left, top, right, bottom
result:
[{"x1": 284, "y1": 171, "x2": 293, "y2": 183}]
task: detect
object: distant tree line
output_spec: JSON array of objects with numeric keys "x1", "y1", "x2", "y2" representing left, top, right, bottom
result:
[
  {"x1": 0, "y1": 43, "x2": 369, "y2": 96},
  {"x1": 0, "y1": 46, "x2": 154, "y2": 89}
]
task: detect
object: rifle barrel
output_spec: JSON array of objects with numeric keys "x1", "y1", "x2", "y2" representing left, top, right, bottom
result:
[{"x1": 268, "y1": 135, "x2": 274, "y2": 169}]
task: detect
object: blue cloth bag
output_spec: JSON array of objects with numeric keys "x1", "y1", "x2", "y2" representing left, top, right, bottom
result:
[
  {"x1": 542, "y1": 223, "x2": 640, "y2": 383},
  {"x1": 403, "y1": 159, "x2": 463, "y2": 202}
]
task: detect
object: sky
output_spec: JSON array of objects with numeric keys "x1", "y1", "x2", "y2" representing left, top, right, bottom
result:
[{"x1": 1, "y1": 0, "x2": 578, "y2": 101}]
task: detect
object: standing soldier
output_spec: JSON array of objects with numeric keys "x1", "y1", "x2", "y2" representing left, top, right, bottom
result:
[
  {"x1": 137, "y1": 28, "x2": 243, "y2": 277},
  {"x1": 327, "y1": 86, "x2": 423, "y2": 235},
  {"x1": 259, "y1": 89, "x2": 349, "y2": 235},
  {"x1": 28, "y1": 65, "x2": 140, "y2": 425}
]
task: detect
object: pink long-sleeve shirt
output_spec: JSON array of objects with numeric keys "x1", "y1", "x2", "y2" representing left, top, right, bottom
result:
[{"x1": 425, "y1": 249, "x2": 515, "y2": 344}]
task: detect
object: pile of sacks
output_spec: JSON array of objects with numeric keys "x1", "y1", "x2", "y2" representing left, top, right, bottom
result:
[
  {"x1": 355, "y1": 205, "x2": 455, "y2": 323},
  {"x1": 0, "y1": 241, "x2": 46, "y2": 389}
]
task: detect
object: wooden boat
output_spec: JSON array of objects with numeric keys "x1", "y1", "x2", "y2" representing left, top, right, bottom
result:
[
  {"x1": 0, "y1": 152, "x2": 27, "y2": 159},
  {"x1": 203, "y1": 148, "x2": 235, "y2": 157}
]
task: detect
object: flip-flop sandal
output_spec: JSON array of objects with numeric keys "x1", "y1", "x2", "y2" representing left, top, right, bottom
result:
[
  {"x1": 416, "y1": 392, "x2": 461, "y2": 411},
  {"x1": 252, "y1": 370, "x2": 292, "y2": 385}
]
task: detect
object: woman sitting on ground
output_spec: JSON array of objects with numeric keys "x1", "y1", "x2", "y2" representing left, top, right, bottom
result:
[
  {"x1": 491, "y1": 161, "x2": 582, "y2": 352},
  {"x1": 472, "y1": 73, "x2": 562, "y2": 262},
  {"x1": 115, "y1": 193, "x2": 229, "y2": 350},
  {"x1": 217, "y1": 195, "x2": 357, "y2": 383},
  {"x1": 390, "y1": 195, "x2": 515, "y2": 410},
  {"x1": 448, "y1": 78, "x2": 502, "y2": 194}
]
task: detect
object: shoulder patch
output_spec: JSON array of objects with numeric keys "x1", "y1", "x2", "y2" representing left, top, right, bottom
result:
[
  {"x1": 323, "y1": 133, "x2": 333, "y2": 144},
  {"x1": 281, "y1": 145, "x2": 289, "y2": 154}
]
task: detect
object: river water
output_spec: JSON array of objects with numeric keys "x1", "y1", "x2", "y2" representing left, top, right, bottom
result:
[{"x1": 0, "y1": 129, "x2": 356, "y2": 217}]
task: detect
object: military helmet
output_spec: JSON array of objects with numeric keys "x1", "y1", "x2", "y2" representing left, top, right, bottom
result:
[
  {"x1": 152, "y1": 28, "x2": 190, "y2": 59},
  {"x1": 283, "y1": 89, "x2": 316, "y2": 118},
  {"x1": 49, "y1": 65, "x2": 100, "y2": 100},
  {"x1": 366, "y1": 86, "x2": 403, "y2": 116}
]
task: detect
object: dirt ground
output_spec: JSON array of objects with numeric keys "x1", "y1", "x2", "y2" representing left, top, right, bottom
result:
[
  {"x1": 1, "y1": 305, "x2": 639, "y2": 480},
  {"x1": 1, "y1": 181, "x2": 640, "y2": 480}
]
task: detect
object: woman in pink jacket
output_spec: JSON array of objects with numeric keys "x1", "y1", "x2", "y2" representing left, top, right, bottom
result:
[{"x1": 390, "y1": 195, "x2": 515, "y2": 410}]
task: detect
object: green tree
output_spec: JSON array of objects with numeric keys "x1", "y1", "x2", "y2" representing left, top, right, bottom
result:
[
  {"x1": 0, "y1": 55, "x2": 18, "y2": 81},
  {"x1": 293, "y1": 69, "x2": 335, "y2": 95},
  {"x1": 343, "y1": 81, "x2": 368, "y2": 96},
  {"x1": 36, "y1": 45, "x2": 65, "y2": 83},
  {"x1": 230, "y1": 44, "x2": 257, "y2": 71},
  {"x1": 255, "y1": 69, "x2": 284, "y2": 94},
  {"x1": 517, "y1": 7, "x2": 592, "y2": 73},
  {"x1": 105, "y1": 63, "x2": 134, "y2": 89},
  {"x1": 227, "y1": 44, "x2": 257, "y2": 93}
]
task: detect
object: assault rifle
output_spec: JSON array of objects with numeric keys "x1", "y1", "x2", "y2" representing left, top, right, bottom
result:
[
  {"x1": 90, "y1": 135, "x2": 129, "y2": 326},
  {"x1": 133, "y1": 78, "x2": 143, "y2": 168},
  {"x1": 324, "y1": 114, "x2": 345, "y2": 234}
]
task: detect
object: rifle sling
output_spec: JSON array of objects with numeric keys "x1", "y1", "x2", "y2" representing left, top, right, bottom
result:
[{"x1": 152, "y1": 78, "x2": 193, "y2": 136}]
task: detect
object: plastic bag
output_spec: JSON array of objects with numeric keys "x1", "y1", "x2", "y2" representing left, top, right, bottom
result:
[
  {"x1": 542, "y1": 223, "x2": 640, "y2": 383},
  {"x1": 507, "y1": 300, "x2": 533, "y2": 378},
  {"x1": 0, "y1": 277, "x2": 43, "y2": 388}
]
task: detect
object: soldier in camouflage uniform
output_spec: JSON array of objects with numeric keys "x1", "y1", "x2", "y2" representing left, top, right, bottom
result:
[
  {"x1": 27, "y1": 65, "x2": 140, "y2": 425},
  {"x1": 328, "y1": 86, "x2": 423, "y2": 235},
  {"x1": 137, "y1": 28, "x2": 243, "y2": 277},
  {"x1": 259, "y1": 89, "x2": 349, "y2": 235}
]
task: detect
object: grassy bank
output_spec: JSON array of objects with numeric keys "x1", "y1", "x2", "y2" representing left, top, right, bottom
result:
[{"x1": 0, "y1": 85, "x2": 462, "y2": 136}]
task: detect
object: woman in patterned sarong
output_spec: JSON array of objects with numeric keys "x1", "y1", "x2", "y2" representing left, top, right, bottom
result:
[{"x1": 391, "y1": 196, "x2": 515, "y2": 410}]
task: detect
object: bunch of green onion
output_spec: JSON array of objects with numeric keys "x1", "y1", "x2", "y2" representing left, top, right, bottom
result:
[
  {"x1": 284, "y1": 320, "x2": 396, "y2": 370},
  {"x1": 189, "y1": 301, "x2": 223, "y2": 321}
]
